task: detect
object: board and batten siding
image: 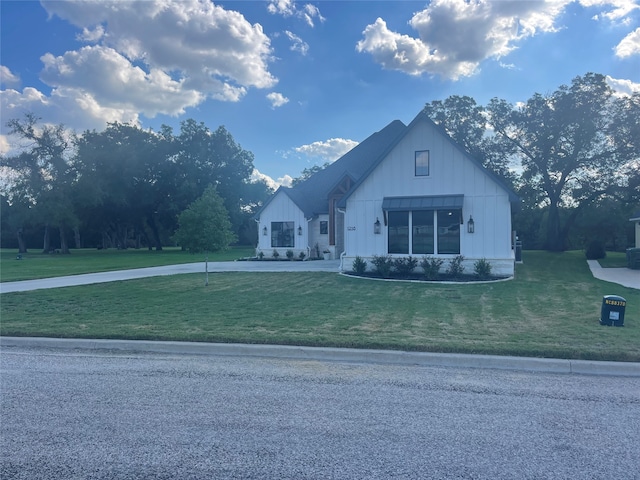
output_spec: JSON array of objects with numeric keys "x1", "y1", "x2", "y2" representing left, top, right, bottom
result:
[
  {"x1": 343, "y1": 119, "x2": 515, "y2": 275},
  {"x1": 256, "y1": 191, "x2": 307, "y2": 256}
]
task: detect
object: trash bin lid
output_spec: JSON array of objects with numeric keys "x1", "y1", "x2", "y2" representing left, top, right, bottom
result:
[{"x1": 602, "y1": 295, "x2": 626, "y2": 302}]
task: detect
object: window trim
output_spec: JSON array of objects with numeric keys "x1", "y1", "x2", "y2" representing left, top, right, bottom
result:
[
  {"x1": 386, "y1": 209, "x2": 461, "y2": 255},
  {"x1": 415, "y1": 150, "x2": 430, "y2": 177},
  {"x1": 271, "y1": 221, "x2": 295, "y2": 248}
]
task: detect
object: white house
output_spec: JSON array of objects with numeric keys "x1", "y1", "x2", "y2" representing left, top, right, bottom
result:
[{"x1": 255, "y1": 110, "x2": 520, "y2": 276}]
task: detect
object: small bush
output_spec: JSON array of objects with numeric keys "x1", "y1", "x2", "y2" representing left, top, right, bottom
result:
[
  {"x1": 393, "y1": 256, "x2": 418, "y2": 277},
  {"x1": 371, "y1": 255, "x2": 393, "y2": 278},
  {"x1": 447, "y1": 255, "x2": 465, "y2": 278},
  {"x1": 298, "y1": 251, "x2": 306, "y2": 261},
  {"x1": 473, "y1": 258, "x2": 492, "y2": 279},
  {"x1": 585, "y1": 240, "x2": 606, "y2": 260},
  {"x1": 286, "y1": 249, "x2": 294, "y2": 260},
  {"x1": 352, "y1": 256, "x2": 367, "y2": 275},
  {"x1": 257, "y1": 251, "x2": 264, "y2": 260},
  {"x1": 272, "y1": 249, "x2": 280, "y2": 259},
  {"x1": 420, "y1": 256, "x2": 444, "y2": 280}
]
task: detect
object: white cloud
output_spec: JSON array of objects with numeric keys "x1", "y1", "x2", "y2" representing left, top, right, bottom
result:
[
  {"x1": 267, "y1": 0, "x2": 325, "y2": 27},
  {"x1": 3, "y1": 0, "x2": 278, "y2": 134},
  {"x1": 285, "y1": 31, "x2": 309, "y2": 55},
  {"x1": 40, "y1": 46, "x2": 204, "y2": 117},
  {"x1": 0, "y1": 66, "x2": 20, "y2": 87},
  {"x1": 0, "y1": 135, "x2": 10, "y2": 155},
  {"x1": 580, "y1": 0, "x2": 640, "y2": 22},
  {"x1": 266, "y1": 92, "x2": 289, "y2": 108},
  {"x1": 615, "y1": 27, "x2": 640, "y2": 58},
  {"x1": 295, "y1": 138, "x2": 358, "y2": 162},
  {"x1": 251, "y1": 168, "x2": 294, "y2": 190},
  {"x1": 356, "y1": 0, "x2": 577, "y2": 80},
  {"x1": 606, "y1": 75, "x2": 640, "y2": 95}
]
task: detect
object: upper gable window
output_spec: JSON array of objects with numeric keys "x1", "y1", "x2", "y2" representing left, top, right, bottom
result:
[{"x1": 415, "y1": 150, "x2": 430, "y2": 176}]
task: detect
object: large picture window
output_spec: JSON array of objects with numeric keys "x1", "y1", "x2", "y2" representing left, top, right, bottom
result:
[
  {"x1": 271, "y1": 221, "x2": 294, "y2": 247},
  {"x1": 412, "y1": 210, "x2": 434, "y2": 254},
  {"x1": 437, "y1": 210, "x2": 461, "y2": 254},
  {"x1": 388, "y1": 211, "x2": 409, "y2": 254},
  {"x1": 415, "y1": 150, "x2": 429, "y2": 176},
  {"x1": 387, "y1": 209, "x2": 460, "y2": 255}
]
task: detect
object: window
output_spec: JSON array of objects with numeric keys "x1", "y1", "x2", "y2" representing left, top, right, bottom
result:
[
  {"x1": 415, "y1": 150, "x2": 429, "y2": 176},
  {"x1": 437, "y1": 210, "x2": 461, "y2": 254},
  {"x1": 320, "y1": 221, "x2": 328, "y2": 235},
  {"x1": 388, "y1": 211, "x2": 409, "y2": 254},
  {"x1": 271, "y1": 222, "x2": 294, "y2": 247},
  {"x1": 412, "y1": 210, "x2": 434, "y2": 254},
  {"x1": 386, "y1": 209, "x2": 460, "y2": 255}
]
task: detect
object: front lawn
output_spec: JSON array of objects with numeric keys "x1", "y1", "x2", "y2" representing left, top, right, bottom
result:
[
  {"x1": 1, "y1": 251, "x2": 637, "y2": 361},
  {"x1": 0, "y1": 246, "x2": 255, "y2": 282}
]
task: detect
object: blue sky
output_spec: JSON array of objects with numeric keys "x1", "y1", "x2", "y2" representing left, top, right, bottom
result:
[{"x1": 1, "y1": 0, "x2": 639, "y2": 188}]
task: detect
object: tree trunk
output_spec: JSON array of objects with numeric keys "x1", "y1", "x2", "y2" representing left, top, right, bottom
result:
[
  {"x1": 147, "y1": 215, "x2": 163, "y2": 251},
  {"x1": 545, "y1": 200, "x2": 565, "y2": 252},
  {"x1": 42, "y1": 224, "x2": 51, "y2": 253},
  {"x1": 59, "y1": 225, "x2": 70, "y2": 254},
  {"x1": 17, "y1": 228, "x2": 27, "y2": 254},
  {"x1": 74, "y1": 227, "x2": 81, "y2": 249}
]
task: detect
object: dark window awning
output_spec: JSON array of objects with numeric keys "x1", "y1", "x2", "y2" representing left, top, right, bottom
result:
[{"x1": 382, "y1": 195, "x2": 464, "y2": 211}]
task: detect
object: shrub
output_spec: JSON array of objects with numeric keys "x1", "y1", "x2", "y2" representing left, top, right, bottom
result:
[
  {"x1": 446, "y1": 255, "x2": 465, "y2": 278},
  {"x1": 286, "y1": 249, "x2": 294, "y2": 260},
  {"x1": 585, "y1": 240, "x2": 606, "y2": 260},
  {"x1": 473, "y1": 258, "x2": 492, "y2": 279},
  {"x1": 257, "y1": 251, "x2": 264, "y2": 260},
  {"x1": 352, "y1": 256, "x2": 367, "y2": 275},
  {"x1": 393, "y1": 256, "x2": 418, "y2": 277},
  {"x1": 371, "y1": 255, "x2": 393, "y2": 278},
  {"x1": 272, "y1": 249, "x2": 280, "y2": 259},
  {"x1": 298, "y1": 251, "x2": 306, "y2": 261},
  {"x1": 420, "y1": 256, "x2": 444, "y2": 280}
]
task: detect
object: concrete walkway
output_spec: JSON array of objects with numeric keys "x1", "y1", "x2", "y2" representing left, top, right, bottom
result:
[{"x1": 586, "y1": 260, "x2": 639, "y2": 290}]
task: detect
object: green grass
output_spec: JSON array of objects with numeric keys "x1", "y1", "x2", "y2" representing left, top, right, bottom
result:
[
  {"x1": 598, "y1": 251, "x2": 629, "y2": 268},
  {"x1": 1, "y1": 251, "x2": 638, "y2": 361},
  {"x1": 0, "y1": 246, "x2": 255, "y2": 282}
]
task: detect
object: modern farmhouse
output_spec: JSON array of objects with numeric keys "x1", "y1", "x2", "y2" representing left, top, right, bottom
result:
[{"x1": 255, "y1": 110, "x2": 520, "y2": 276}]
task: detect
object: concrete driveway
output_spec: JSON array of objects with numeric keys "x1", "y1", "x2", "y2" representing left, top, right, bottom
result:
[{"x1": 0, "y1": 260, "x2": 342, "y2": 294}]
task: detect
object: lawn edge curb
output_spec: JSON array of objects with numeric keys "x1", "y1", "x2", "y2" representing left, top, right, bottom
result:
[{"x1": 3, "y1": 336, "x2": 639, "y2": 377}]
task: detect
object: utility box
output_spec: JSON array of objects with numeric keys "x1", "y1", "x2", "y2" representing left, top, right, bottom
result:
[{"x1": 600, "y1": 295, "x2": 626, "y2": 327}]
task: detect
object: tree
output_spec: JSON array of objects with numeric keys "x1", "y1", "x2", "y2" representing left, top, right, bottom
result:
[
  {"x1": 173, "y1": 186, "x2": 236, "y2": 254},
  {"x1": 291, "y1": 162, "x2": 331, "y2": 187},
  {"x1": 487, "y1": 73, "x2": 635, "y2": 251},
  {"x1": 1, "y1": 114, "x2": 77, "y2": 253},
  {"x1": 423, "y1": 96, "x2": 517, "y2": 185},
  {"x1": 174, "y1": 120, "x2": 256, "y2": 238},
  {"x1": 74, "y1": 122, "x2": 170, "y2": 250}
]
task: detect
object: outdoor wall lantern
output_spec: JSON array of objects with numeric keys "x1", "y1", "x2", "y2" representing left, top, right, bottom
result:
[
  {"x1": 263, "y1": 226, "x2": 268, "y2": 236},
  {"x1": 374, "y1": 217, "x2": 381, "y2": 234},
  {"x1": 467, "y1": 216, "x2": 475, "y2": 234},
  {"x1": 298, "y1": 225, "x2": 303, "y2": 236}
]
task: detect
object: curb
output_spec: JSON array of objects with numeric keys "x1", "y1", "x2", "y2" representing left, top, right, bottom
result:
[{"x1": 2, "y1": 336, "x2": 639, "y2": 377}]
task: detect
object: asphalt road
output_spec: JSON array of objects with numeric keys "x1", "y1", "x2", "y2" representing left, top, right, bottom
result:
[{"x1": 2, "y1": 347, "x2": 640, "y2": 479}]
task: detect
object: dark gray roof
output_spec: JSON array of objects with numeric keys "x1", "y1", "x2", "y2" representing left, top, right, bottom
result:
[
  {"x1": 255, "y1": 119, "x2": 406, "y2": 219},
  {"x1": 256, "y1": 110, "x2": 519, "y2": 220}
]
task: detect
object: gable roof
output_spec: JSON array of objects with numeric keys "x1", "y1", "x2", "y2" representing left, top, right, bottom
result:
[
  {"x1": 255, "y1": 119, "x2": 406, "y2": 219},
  {"x1": 256, "y1": 110, "x2": 520, "y2": 220},
  {"x1": 337, "y1": 110, "x2": 520, "y2": 208}
]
